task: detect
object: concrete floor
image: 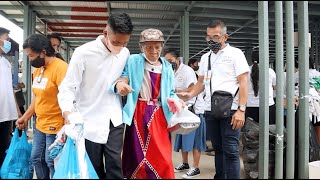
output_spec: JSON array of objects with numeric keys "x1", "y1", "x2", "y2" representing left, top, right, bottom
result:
[
  {"x1": 171, "y1": 132, "x2": 246, "y2": 179},
  {"x1": 27, "y1": 130, "x2": 245, "y2": 179}
]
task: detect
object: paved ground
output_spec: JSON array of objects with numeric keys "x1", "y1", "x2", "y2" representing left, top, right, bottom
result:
[
  {"x1": 171, "y1": 132, "x2": 246, "y2": 179},
  {"x1": 27, "y1": 130, "x2": 245, "y2": 179}
]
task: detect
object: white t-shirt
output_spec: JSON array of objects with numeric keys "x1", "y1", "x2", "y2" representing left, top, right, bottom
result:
[
  {"x1": 174, "y1": 63, "x2": 197, "y2": 105},
  {"x1": 193, "y1": 91, "x2": 206, "y2": 114},
  {"x1": 247, "y1": 66, "x2": 276, "y2": 107},
  {"x1": 199, "y1": 44, "x2": 250, "y2": 110},
  {"x1": 0, "y1": 55, "x2": 18, "y2": 122}
]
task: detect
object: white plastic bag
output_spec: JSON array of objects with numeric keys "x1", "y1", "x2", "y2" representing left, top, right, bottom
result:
[
  {"x1": 52, "y1": 112, "x2": 98, "y2": 179},
  {"x1": 167, "y1": 107, "x2": 200, "y2": 135},
  {"x1": 309, "y1": 161, "x2": 320, "y2": 179}
]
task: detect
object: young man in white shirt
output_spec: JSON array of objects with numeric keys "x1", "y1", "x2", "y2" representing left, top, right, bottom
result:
[
  {"x1": 177, "y1": 20, "x2": 250, "y2": 179},
  {"x1": 0, "y1": 27, "x2": 22, "y2": 168},
  {"x1": 57, "y1": 13, "x2": 133, "y2": 179}
]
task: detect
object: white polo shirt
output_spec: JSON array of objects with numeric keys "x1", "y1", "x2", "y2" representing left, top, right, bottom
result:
[
  {"x1": 199, "y1": 44, "x2": 250, "y2": 110},
  {"x1": 193, "y1": 91, "x2": 206, "y2": 114},
  {"x1": 247, "y1": 67, "x2": 276, "y2": 107},
  {"x1": 58, "y1": 35, "x2": 130, "y2": 144},
  {"x1": 0, "y1": 55, "x2": 18, "y2": 122},
  {"x1": 174, "y1": 63, "x2": 197, "y2": 105}
]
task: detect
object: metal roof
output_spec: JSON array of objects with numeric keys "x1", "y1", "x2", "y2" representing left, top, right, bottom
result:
[{"x1": 1, "y1": 1, "x2": 320, "y2": 61}]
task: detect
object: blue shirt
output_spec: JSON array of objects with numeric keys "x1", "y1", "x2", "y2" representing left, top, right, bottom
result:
[{"x1": 111, "y1": 53, "x2": 179, "y2": 126}]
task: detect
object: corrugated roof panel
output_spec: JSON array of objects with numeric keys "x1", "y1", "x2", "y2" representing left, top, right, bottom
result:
[
  {"x1": 46, "y1": 1, "x2": 106, "y2": 8},
  {"x1": 27, "y1": 1, "x2": 43, "y2": 6},
  {"x1": 124, "y1": 13, "x2": 173, "y2": 19},
  {"x1": 129, "y1": 3, "x2": 172, "y2": 11},
  {"x1": 56, "y1": 26, "x2": 105, "y2": 30},
  {"x1": 49, "y1": 19, "x2": 106, "y2": 24},
  {"x1": 111, "y1": 2, "x2": 172, "y2": 10},
  {"x1": 13, "y1": 18, "x2": 23, "y2": 22},
  {"x1": 58, "y1": 19, "x2": 108, "y2": 23},
  {"x1": 0, "y1": 1, "x2": 13, "y2": 5},
  {"x1": 3, "y1": 10, "x2": 23, "y2": 14},
  {"x1": 132, "y1": 22, "x2": 177, "y2": 26},
  {"x1": 36, "y1": 10, "x2": 107, "y2": 17}
]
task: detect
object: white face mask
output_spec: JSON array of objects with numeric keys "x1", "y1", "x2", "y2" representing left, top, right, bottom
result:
[
  {"x1": 141, "y1": 46, "x2": 160, "y2": 63},
  {"x1": 105, "y1": 35, "x2": 123, "y2": 55},
  {"x1": 143, "y1": 53, "x2": 160, "y2": 65},
  {"x1": 0, "y1": 40, "x2": 11, "y2": 54}
]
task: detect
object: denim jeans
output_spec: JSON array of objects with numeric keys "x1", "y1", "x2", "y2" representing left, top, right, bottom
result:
[
  {"x1": 206, "y1": 111, "x2": 240, "y2": 179},
  {"x1": 31, "y1": 128, "x2": 56, "y2": 179}
]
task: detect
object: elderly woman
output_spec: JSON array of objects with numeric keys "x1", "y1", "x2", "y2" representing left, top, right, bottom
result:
[{"x1": 112, "y1": 29, "x2": 183, "y2": 179}]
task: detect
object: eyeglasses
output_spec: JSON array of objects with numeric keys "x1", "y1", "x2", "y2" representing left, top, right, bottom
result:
[
  {"x1": 205, "y1": 35, "x2": 224, "y2": 41},
  {"x1": 37, "y1": 67, "x2": 46, "y2": 83}
]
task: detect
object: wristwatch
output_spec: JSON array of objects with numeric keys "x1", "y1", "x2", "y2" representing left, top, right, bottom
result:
[{"x1": 238, "y1": 104, "x2": 246, "y2": 112}]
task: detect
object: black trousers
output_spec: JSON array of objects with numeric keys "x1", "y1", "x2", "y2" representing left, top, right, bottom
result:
[
  {"x1": 245, "y1": 104, "x2": 276, "y2": 125},
  {"x1": 0, "y1": 121, "x2": 13, "y2": 168},
  {"x1": 85, "y1": 121, "x2": 125, "y2": 179}
]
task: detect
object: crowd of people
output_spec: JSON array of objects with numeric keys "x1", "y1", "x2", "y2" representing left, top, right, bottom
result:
[{"x1": 0, "y1": 12, "x2": 319, "y2": 179}]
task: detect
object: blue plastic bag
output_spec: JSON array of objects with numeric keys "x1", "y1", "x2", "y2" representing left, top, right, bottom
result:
[
  {"x1": 53, "y1": 136, "x2": 98, "y2": 179},
  {"x1": 0, "y1": 128, "x2": 33, "y2": 179}
]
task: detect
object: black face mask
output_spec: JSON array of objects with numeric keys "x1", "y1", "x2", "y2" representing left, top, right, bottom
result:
[
  {"x1": 207, "y1": 40, "x2": 222, "y2": 51},
  {"x1": 31, "y1": 56, "x2": 45, "y2": 68},
  {"x1": 193, "y1": 66, "x2": 199, "y2": 71},
  {"x1": 170, "y1": 62, "x2": 177, "y2": 70}
]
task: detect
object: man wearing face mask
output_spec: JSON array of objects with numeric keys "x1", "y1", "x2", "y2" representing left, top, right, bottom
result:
[
  {"x1": 57, "y1": 13, "x2": 133, "y2": 179},
  {"x1": 0, "y1": 27, "x2": 22, "y2": 169},
  {"x1": 177, "y1": 20, "x2": 250, "y2": 179},
  {"x1": 16, "y1": 34, "x2": 68, "y2": 179}
]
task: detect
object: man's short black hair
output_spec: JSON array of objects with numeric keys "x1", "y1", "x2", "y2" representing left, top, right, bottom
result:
[
  {"x1": 108, "y1": 13, "x2": 133, "y2": 34},
  {"x1": 47, "y1": 33, "x2": 62, "y2": 43},
  {"x1": 0, "y1": 27, "x2": 10, "y2": 37},
  {"x1": 188, "y1": 59, "x2": 198, "y2": 66},
  {"x1": 23, "y1": 34, "x2": 56, "y2": 57},
  {"x1": 164, "y1": 48, "x2": 180, "y2": 58}
]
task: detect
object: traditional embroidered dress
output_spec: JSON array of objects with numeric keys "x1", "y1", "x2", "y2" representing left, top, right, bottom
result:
[{"x1": 122, "y1": 63, "x2": 174, "y2": 179}]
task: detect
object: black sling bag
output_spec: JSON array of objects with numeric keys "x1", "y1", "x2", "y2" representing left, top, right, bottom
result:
[{"x1": 207, "y1": 52, "x2": 239, "y2": 119}]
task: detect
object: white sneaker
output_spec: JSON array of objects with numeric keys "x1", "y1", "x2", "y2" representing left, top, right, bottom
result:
[
  {"x1": 174, "y1": 163, "x2": 190, "y2": 173},
  {"x1": 181, "y1": 167, "x2": 200, "y2": 179}
]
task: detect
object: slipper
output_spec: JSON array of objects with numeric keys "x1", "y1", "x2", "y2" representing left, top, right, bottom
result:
[{"x1": 206, "y1": 151, "x2": 215, "y2": 156}]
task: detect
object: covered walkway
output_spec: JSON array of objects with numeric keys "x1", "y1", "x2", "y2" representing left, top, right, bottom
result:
[{"x1": 1, "y1": 1, "x2": 320, "y2": 178}]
